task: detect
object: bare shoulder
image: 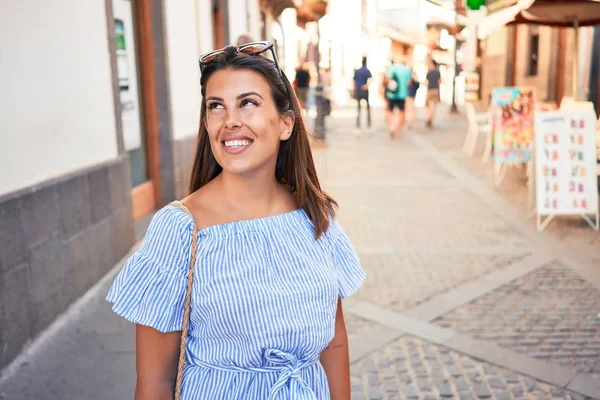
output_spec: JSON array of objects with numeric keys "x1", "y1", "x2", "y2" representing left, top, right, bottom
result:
[{"x1": 180, "y1": 182, "x2": 219, "y2": 231}]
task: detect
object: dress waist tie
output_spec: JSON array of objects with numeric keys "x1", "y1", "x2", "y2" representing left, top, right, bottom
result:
[{"x1": 196, "y1": 349, "x2": 318, "y2": 400}]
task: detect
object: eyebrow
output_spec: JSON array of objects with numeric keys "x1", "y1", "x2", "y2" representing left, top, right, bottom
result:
[{"x1": 206, "y1": 92, "x2": 264, "y2": 102}]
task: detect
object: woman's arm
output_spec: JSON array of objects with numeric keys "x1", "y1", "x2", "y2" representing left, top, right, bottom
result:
[
  {"x1": 135, "y1": 325, "x2": 181, "y2": 400},
  {"x1": 320, "y1": 299, "x2": 351, "y2": 400}
]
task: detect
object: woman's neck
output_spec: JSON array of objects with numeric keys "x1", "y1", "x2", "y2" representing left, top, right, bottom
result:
[{"x1": 213, "y1": 170, "x2": 293, "y2": 214}]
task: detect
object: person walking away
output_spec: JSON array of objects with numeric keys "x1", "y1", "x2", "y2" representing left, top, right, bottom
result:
[
  {"x1": 382, "y1": 61, "x2": 394, "y2": 127},
  {"x1": 406, "y1": 67, "x2": 420, "y2": 130},
  {"x1": 425, "y1": 59, "x2": 441, "y2": 128},
  {"x1": 385, "y1": 56, "x2": 412, "y2": 138},
  {"x1": 353, "y1": 56, "x2": 373, "y2": 135},
  {"x1": 235, "y1": 33, "x2": 253, "y2": 46},
  {"x1": 321, "y1": 67, "x2": 332, "y2": 116},
  {"x1": 106, "y1": 42, "x2": 365, "y2": 400},
  {"x1": 294, "y1": 63, "x2": 311, "y2": 113}
]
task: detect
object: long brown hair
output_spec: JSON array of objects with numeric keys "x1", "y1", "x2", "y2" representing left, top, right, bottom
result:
[{"x1": 189, "y1": 46, "x2": 337, "y2": 238}]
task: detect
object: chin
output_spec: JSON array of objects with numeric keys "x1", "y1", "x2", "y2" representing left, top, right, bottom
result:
[{"x1": 219, "y1": 160, "x2": 259, "y2": 176}]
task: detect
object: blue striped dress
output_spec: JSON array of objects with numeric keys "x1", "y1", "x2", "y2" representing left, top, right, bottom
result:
[{"x1": 106, "y1": 203, "x2": 365, "y2": 399}]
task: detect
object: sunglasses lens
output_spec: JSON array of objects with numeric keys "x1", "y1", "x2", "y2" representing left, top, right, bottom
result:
[
  {"x1": 199, "y1": 50, "x2": 223, "y2": 65},
  {"x1": 239, "y1": 43, "x2": 275, "y2": 62},
  {"x1": 239, "y1": 42, "x2": 268, "y2": 54}
]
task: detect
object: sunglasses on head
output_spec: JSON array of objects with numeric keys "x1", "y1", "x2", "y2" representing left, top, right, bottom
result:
[
  {"x1": 198, "y1": 41, "x2": 281, "y2": 74},
  {"x1": 198, "y1": 41, "x2": 291, "y2": 104}
]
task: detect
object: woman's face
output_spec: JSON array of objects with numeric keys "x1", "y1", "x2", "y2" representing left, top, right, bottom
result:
[{"x1": 204, "y1": 69, "x2": 294, "y2": 177}]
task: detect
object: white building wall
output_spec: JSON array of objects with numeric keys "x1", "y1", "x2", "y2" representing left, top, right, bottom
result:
[
  {"x1": 277, "y1": 8, "x2": 300, "y2": 79},
  {"x1": 0, "y1": 0, "x2": 118, "y2": 196},
  {"x1": 228, "y1": 0, "x2": 259, "y2": 44},
  {"x1": 165, "y1": 0, "x2": 202, "y2": 140},
  {"x1": 246, "y1": 0, "x2": 262, "y2": 41},
  {"x1": 196, "y1": 0, "x2": 215, "y2": 55}
]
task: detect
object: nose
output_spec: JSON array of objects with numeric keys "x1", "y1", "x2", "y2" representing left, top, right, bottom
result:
[{"x1": 224, "y1": 106, "x2": 242, "y2": 130}]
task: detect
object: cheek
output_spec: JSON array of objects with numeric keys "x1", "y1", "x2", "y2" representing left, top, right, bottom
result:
[
  {"x1": 205, "y1": 116, "x2": 222, "y2": 139},
  {"x1": 245, "y1": 114, "x2": 280, "y2": 139}
]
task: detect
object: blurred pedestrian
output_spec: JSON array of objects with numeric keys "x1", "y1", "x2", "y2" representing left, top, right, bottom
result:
[
  {"x1": 353, "y1": 56, "x2": 373, "y2": 135},
  {"x1": 294, "y1": 63, "x2": 311, "y2": 112},
  {"x1": 385, "y1": 56, "x2": 412, "y2": 138},
  {"x1": 107, "y1": 43, "x2": 365, "y2": 400},
  {"x1": 235, "y1": 33, "x2": 253, "y2": 46},
  {"x1": 425, "y1": 59, "x2": 441, "y2": 128},
  {"x1": 406, "y1": 67, "x2": 420, "y2": 130},
  {"x1": 321, "y1": 67, "x2": 332, "y2": 116},
  {"x1": 382, "y1": 60, "x2": 394, "y2": 126}
]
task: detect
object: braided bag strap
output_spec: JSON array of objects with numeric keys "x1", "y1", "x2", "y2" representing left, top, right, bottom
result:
[{"x1": 169, "y1": 201, "x2": 198, "y2": 400}]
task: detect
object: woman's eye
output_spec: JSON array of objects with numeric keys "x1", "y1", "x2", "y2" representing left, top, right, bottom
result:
[
  {"x1": 241, "y1": 99, "x2": 257, "y2": 107},
  {"x1": 207, "y1": 103, "x2": 223, "y2": 110}
]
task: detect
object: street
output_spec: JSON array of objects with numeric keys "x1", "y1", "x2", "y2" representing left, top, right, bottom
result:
[{"x1": 1, "y1": 106, "x2": 599, "y2": 400}]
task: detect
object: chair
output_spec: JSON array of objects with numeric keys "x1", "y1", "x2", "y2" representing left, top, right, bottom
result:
[{"x1": 463, "y1": 102, "x2": 492, "y2": 160}]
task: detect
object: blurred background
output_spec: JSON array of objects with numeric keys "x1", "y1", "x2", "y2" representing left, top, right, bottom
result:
[{"x1": 1, "y1": 0, "x2": 600, "y2": 399}]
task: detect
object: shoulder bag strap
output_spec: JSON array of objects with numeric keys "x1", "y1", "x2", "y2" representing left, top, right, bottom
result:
[{"x1": 169, "y1": 201, "x2": 198, "y2": 400}]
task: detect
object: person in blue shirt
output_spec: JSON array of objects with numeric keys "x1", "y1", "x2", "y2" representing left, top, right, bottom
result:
[
  {"x1": 385, "y1": 56, "x2": 412, "y2": 138},
  {"x1": 353, "y1": 56, "x2": 373, "y2": 134}
]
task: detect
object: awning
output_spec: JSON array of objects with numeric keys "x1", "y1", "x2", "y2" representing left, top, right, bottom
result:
[
  {"x1": 477, "y1": 1, "x2": 532, "y2": 38},
  {"x1": 510, "y1": 0, "x2": 600, "y2": 26},
  {"x1": 259, "y1": 0, "x2": 297, "y2": 19},
  {"x1": 472, "y1": 0, "x2": 534, "y2": 38},
  {"x1": 260, "y1": 0, "x2": 328, "y2": 22}
]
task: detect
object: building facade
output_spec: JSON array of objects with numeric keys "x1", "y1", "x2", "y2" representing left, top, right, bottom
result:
[{"x1": 480, "y1": 24, "x2": 596, "y2": 109}]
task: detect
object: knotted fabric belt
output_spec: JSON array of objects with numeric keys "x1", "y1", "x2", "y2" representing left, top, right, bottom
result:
[{"x1": 196, "y1": 349, "x2": 318, "y2": 400}]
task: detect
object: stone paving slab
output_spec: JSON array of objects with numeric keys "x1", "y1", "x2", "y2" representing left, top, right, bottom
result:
[
  {"x1": 404, "y1": 253, "x2": 555, "y2": 322},
  {"x1": 328, "y1": 185, "x2": 529, "y2": 249},
  {"x1": 350, "y1": 335, "x2": 595, "y2": 400},
  {"x1": 346, "y1": 313, "x2": 378, "y2": 338},
  {"x1": 434, "y1": 262, "x2": 600, "y2": 377},
  {"x1": 354, "y1": 252, "x2": 531, "y2": 312}
]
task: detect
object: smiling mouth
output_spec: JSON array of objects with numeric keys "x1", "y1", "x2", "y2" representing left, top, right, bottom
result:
[{"x1": 223, "y1": 139, "x2": 253, "y2": 148}]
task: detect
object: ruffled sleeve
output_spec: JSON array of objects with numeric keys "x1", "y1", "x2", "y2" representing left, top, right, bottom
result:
[
  {"x1": 106, "y1": 206, "x2": 194, "y2": 332},
  {"x1": 329, "y1": 219, "x2": 366, "y2": 299}
]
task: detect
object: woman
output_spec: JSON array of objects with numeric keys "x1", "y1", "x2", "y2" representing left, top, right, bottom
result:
[{"x1": 107, "y1": 42, "x2": 365, "y2": 400}]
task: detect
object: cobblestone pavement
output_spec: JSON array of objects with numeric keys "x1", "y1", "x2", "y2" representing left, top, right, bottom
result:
[
  {"x1": 434, "y1": 262, "x2": 600, "y2": 377},
  {"x1": 351, "y1": 335, "x2": 594, "y2": 400}
]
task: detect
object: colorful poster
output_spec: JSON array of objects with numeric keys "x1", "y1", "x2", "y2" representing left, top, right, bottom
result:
[
  {"x1": 534, "y1": 111, "x2": 599, "y2": 217},
  {"x1": 491, "y1": 87, "x2": 535, "y2": 163}
]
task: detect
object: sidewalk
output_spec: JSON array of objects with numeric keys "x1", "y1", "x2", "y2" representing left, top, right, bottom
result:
[{"x1": 1, "y1": 105, "x2": 599, "y2": 400}]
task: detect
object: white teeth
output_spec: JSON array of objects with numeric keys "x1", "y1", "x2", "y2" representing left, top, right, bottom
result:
[{"x1": 224, "y1": 139, "x2": 251, "y2": 148}]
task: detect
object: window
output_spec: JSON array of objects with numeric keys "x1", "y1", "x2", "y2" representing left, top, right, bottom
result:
[{"x1": 528, "y1": 29, "x2": 539, "y2": 76}]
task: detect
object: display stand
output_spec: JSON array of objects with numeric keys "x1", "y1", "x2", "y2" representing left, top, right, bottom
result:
[{"x1": 534, "y1": 111, "x2": 599, "y2": 231}]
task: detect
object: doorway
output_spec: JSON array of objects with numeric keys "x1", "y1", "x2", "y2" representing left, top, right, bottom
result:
[
  {"x1": 212, "y1": 0, "x2": 229, "y2": 49},
  {"x1": 112, "y1": 0, "x2": 159, "y2": 220}
]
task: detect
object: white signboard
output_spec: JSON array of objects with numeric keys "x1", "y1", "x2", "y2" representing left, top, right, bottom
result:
[{"x1": 534, "y1": 111, "x2": 599, "y2": 231}]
